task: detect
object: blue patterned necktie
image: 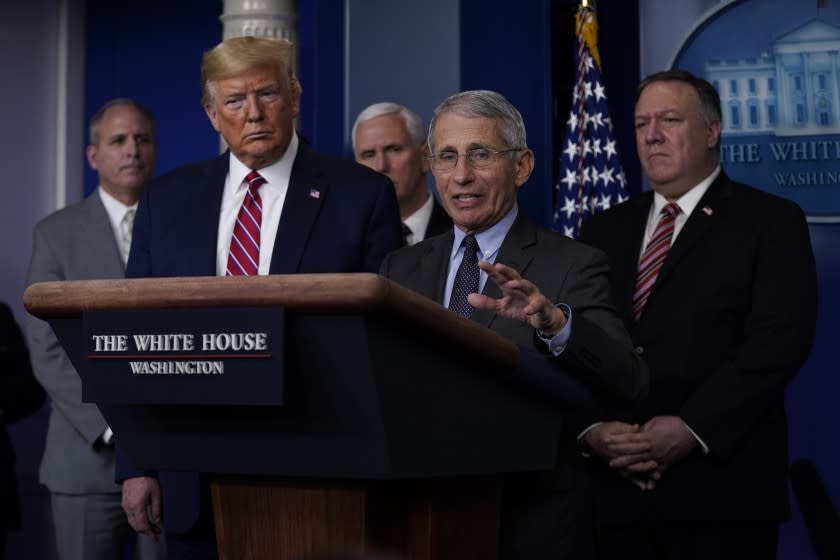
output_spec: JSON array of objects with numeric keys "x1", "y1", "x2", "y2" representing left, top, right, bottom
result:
[{"x1": 448, "y1": 234, "x2": 480, "y2": 318}]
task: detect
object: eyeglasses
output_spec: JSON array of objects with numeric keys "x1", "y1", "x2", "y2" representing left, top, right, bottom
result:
[{"x1": 427, "y1": 148, "x2": 522, "y2": 171}]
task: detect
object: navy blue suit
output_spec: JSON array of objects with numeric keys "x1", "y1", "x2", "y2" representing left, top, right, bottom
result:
[{"x1": 115, "y1": 141, "x2": 402, "y2": 533}]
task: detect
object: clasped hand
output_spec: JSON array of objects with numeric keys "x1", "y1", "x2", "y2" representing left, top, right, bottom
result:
[
  {"x1": 466, "y1": 263, "x2": 698, "y2": 491},
  {"x1": 583, "y1": 416, "x2": 698, "y2": 491}
]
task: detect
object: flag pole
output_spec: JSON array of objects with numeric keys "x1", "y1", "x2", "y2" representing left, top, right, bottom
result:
[
  {"x1": 552, "y1": 0, "x2": 628, "y2": 237},
  {"x1": 573, "y1": 2, "x2": 591, "y2": 234}
]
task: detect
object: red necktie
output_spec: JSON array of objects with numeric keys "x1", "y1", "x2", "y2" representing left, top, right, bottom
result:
[
  {"x1": 226, "y1": 171, "x2": 265, "y2": 276},
  {"x1": 632, "y1": 202, "x2": 680, "y2": 320}
]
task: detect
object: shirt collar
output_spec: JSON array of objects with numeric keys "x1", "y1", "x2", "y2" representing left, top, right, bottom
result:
[
  {"x1": 451, "y1": 204, "x2": 518, "y2": 261},
  {"x1": 652, "y1": 165, "x2": 720, "y2": 218},
  {"x1": 402, "y1": 192, "x2": 433, "y2": 240},
  {"x1": 97, "y1": 186, "x2": 137, "y2": 221},
  {"x1": 228, "y1": 131, "x2": 299, "y2": 192}
]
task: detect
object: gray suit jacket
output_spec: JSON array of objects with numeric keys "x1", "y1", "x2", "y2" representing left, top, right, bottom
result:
[
  {"x1": 25, "y1": 192, "x2": 125, "y2": 493},
  {"x1": 380, "y1": 210, "x2": 647, "y2": 401}
]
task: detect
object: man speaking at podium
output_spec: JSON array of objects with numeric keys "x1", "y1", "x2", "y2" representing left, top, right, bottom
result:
[
  {"x1": 116, "y1": 36, "x2": 402, "y2": 558},
  {"x1": 380, "y1": 90, "x2": 648, "y2": 559}
]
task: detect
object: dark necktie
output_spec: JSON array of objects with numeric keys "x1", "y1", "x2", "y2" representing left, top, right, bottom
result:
[
  {"x1": 448, "y1": 234, "x2": 480, "y2": 318},
  {"x1": 401, "y1": 222, "x2": 412, "y2": 246},
  {"x1": 226, "y1": 171, "x2": 265, "y2": 276},
  {"x1": 632, "y1": 202, "x2": 680, "y2": 319}
]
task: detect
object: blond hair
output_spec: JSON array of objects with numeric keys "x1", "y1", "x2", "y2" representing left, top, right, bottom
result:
[{"x1": 200, "y1": 36, "x2": 301, "y2": 106}]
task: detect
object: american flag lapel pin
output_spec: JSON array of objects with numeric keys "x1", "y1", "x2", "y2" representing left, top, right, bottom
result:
[
  {"x1": 702, "y1": 206, "x2": 713, "y2": 216},
  {"x1": 309, "y1": 188, "x2": 320, "y2": 200}
]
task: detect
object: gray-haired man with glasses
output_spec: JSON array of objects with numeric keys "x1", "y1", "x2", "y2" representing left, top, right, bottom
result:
[{"x1": 380, "y1": 90, "x2": 647, "y2": 559}]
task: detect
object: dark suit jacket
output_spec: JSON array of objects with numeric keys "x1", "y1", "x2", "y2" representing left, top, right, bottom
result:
[
  {"x1": 422, "y1": 198, "x2": 452, "y2": 240},
  {"x1": 0, "y1": 303, "x2": 45, "y2": 529},
  {"x1": 381, "y1": 210, "x2": 647, "y2": 401},
  {"x1": 579, "y1": 171, "x2": 817, "y2": 523},
  {"x1": 115, "y1": 141, "x2": 402, "y2": 533},
  {"x1": 381, "y1": 210, "x2": 648, "y2": 559},
  {"x1": 127, "y1": 142, "x2": 401, "y2": 277}
]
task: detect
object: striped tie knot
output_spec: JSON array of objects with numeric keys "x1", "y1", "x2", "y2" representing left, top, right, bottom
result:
[
  {"x1": 245, "y1": 170, "x2": 266, "y2": 192},
  {"x1": 632, "y1": 202, "x2": 680, "y2": 320},
  {"x1": 226, "y1": 171, "x2": 265, "y2": 276},
  {"x1": 661, "y1": 202, "x2": 680, "y2": 220}
]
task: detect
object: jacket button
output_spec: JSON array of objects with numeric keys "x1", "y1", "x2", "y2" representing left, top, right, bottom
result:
[{"x1": 635, "y1": 346, "x2": 644, "y2": 355}]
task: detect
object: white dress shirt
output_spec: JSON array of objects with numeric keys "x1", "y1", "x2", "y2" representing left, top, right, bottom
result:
[
  {"x1": 639, "y1": 165, "x2": 720, "y2": 259},
  {"x1": 98, "y1": 187, "x2": 138, "y2": 267},
  {"x1": 216, "y1": 133, "x2": 299, "y2": 276},
  {"x1": 402, "y1": 192, "x2": 434, "y2": 245}
]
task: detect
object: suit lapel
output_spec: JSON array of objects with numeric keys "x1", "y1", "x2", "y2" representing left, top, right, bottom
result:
[
  {"x1": 614, "y1": 194, "x2": 652, "y2": 310},
  {"x1": 472, "y1": 212, "x2": 536, "y2": 328},
  {"x1": 81, "y1": 193, "x2": 125, "y2": 276},
  {"x1": 654, "y1": 173, "x2": 733, "y2": 290},
  {"x1": 270, "y1": 142, "x2": 328, "y2": 274},
  {"x1": 583, "y1": 191, "x2": 653, "y2": 317},
  {"x1": 415, "y1": 232, "x2": 454, "y2": 302},
  {"x1": 195, "y1": 155, "x2": 228, "y2": 274}
]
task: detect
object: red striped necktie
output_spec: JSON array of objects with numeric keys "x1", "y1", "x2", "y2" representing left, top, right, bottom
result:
[
  {"x1": 632, "y1": 202, "x2": 680, "y2": 320},
  {"x1": 226, "y1": 170, "x2": 265, "y2": 276}
]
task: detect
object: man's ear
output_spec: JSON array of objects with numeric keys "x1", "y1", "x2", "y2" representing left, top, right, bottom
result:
[
  {"x1": 86, "y1": 145, "x2": 98, "y2": 171},
  {"x1": 514, "y1": 149, "x2": 535, "y2": 188},
  {"x1": 289, "y1": 77, "x2": 302, "y2": 119},
  {"x1": 204, "y1": 103, "x2": 221, "y2": 133},
  {"x1": 707, "y1": 119, "x2": 721, "y2": 149}
]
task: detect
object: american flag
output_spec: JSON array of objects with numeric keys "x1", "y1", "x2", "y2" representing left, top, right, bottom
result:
[{"x1": 553, "y1": 2, "x2": 628, "y2": 238}]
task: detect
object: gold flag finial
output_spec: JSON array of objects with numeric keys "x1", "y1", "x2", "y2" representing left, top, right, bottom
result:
[{"x1": 577, "y1": 3, "x2": 601, "y2": 71}]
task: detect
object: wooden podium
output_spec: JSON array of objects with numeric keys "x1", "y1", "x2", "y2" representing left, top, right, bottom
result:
[{"x1": 24, "y1": 274, "x2": 568, "y2": 560}]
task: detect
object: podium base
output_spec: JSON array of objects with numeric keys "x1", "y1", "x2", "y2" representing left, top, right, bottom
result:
[{"x1": 211, "y1": 476, "x2": 501, "y2": 560}]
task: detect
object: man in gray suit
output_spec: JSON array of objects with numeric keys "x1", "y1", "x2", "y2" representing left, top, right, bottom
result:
[
  {"x1": 25, "y1": 99, "x2": 161, "y2": 560},
  {"x1": 380, "y1": 90, "x2": 648, "y2": 559}
]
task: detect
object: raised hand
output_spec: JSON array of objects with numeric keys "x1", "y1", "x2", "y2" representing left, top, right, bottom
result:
[{"x1": 467, "y1": 261, "x2": 567, "y2": 335}]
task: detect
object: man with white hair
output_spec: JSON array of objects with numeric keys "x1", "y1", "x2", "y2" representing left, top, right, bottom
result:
[{"x1": 353, "y1": 102, "x2": 451, "y2": 245}]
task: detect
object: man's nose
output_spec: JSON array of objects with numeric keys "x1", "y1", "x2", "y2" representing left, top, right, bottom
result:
[
  {"x1": 125, "y1": 137, "x2": 139, "y2": 156},
  {"x1": 644, "y1": 121, "x2": 662, "y2": 143},
  {"x1": 246, "y1": 93, "x2": 263, "y2": 121},
  {"x1": 451, "y1": 153, "x2": 474, "y2": 184},
  {"x1": 373, "y1": 152, "x2": 388, "y2": 172}
]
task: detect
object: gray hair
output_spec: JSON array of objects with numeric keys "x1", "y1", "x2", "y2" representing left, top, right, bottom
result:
[
  {"x1": 428, "y1": 90, "x2": 528, "y2": 154},
  {"x1": 351, "y1": 102, "x2": 425, "y2": 152},
  {"x1": 89, "y1": 98, "x2": 155, "y2": 145}
]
